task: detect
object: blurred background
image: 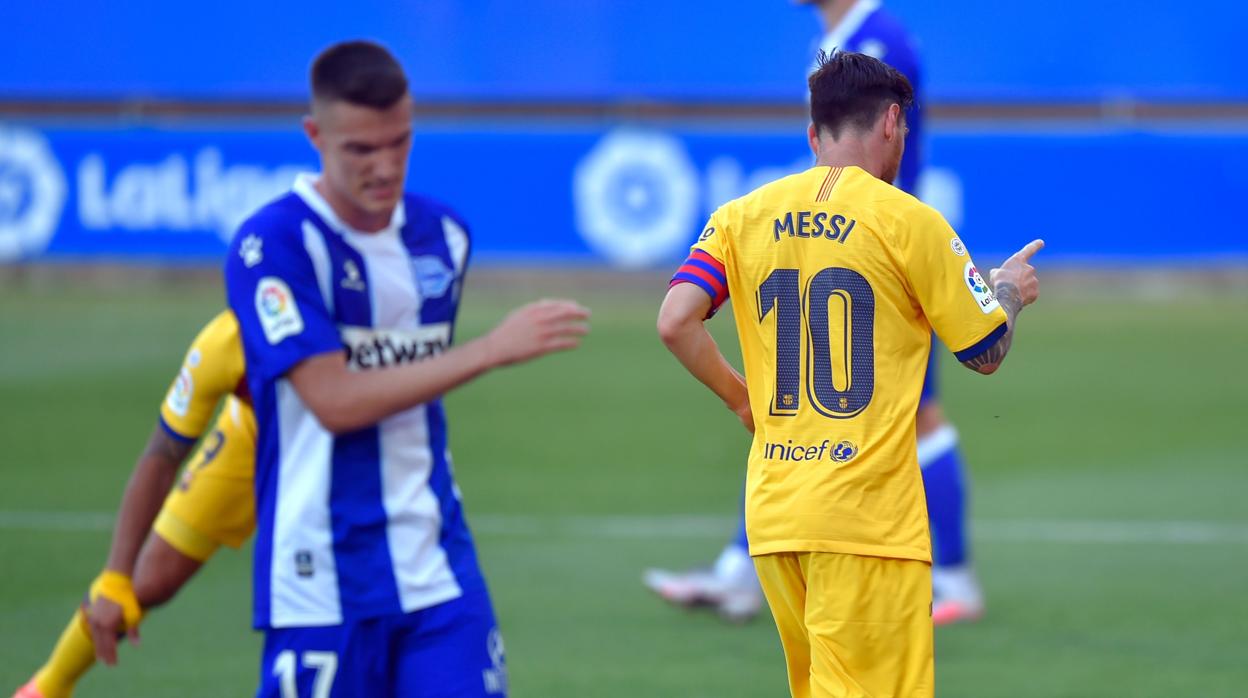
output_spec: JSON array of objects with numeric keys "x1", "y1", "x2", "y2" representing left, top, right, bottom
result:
[{"x1": 1, "y1": 1, "x2": 1245, "y2": 696}]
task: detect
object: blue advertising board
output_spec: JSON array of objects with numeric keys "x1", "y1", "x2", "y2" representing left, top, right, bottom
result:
[
  {"x1": 1, "y1": 118, "x2": 1245, "y2": 267},
  {"x1": 2, "y1": 1, "x2": 1246, "y2": 103}
]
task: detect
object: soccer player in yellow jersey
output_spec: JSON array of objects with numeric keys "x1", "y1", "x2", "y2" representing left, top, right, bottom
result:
[
  {"x1": 658, "y1": 51, "x2": 1042, "y2": 697},
  {"x1": 14, "y1": 311, "x2": 256, "y2": 698}
]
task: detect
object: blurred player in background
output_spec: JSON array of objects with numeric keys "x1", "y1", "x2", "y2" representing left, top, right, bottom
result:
[
  {"x1": 657, "y1": 50, "x2": 1042, "y2": 697},
  {"x1": 223, "y1": 40, "x2": 588, "y2": 697},
  {"x1": 18, "y1": 39, "x2": 589, "y2": 698},
  {"x1": 14, "y1": 311, "x2": 256, "y2": 698},
  {"x1": 644, "y1": 0, "x2": 987, "y2": 626}
]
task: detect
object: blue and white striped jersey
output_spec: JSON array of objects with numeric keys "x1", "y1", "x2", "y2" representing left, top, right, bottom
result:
[
  {"x1": 817, "y1": 0, "x2": 925, "y2": 195},
  {"x1": 225, "y1": 174, "x2": 480, "y2": 629}
]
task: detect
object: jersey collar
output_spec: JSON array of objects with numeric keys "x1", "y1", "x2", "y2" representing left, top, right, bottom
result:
[
  {"x1": 292, "y1": 173, "x2": 406, "y2": 237},
  {"x1": 819, "y1": 0, "x2": 881, "y2": 56}
]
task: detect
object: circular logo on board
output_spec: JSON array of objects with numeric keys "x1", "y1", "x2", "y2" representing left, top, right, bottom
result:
[
  {"x1": 573, "y1": 129, "x2": 699, "y2": 269},
  {"x1": 0, "y1": 125, "x2": 67, "y2": 261}
]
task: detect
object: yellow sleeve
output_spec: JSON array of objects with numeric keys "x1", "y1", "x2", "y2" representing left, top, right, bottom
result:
[
  {"x1": 158, "y1": 311, "x2": 246, "y2": 442},
  {"x1": 671, "y1": 210, "x2": 731, "y2": 316},
  {"x1": 898, "y1": 204, "x2": 1010, "y2": 361},
  {"x1": 689, "y1": 209, "x2": 729, "y2": 263}
]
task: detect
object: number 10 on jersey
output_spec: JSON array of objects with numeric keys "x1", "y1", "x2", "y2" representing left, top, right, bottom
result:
[{"x1": 756, "y1": 267, "x2": 876, "y2": 419}]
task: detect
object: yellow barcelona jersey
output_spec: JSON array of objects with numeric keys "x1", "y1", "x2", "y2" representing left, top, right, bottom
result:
[
  {"x1": 158, "y1": 310, "x2": 249, "y2": 442},
  {"x1": 675, "y1": 165, "x2": 1008, "y2": 562}
]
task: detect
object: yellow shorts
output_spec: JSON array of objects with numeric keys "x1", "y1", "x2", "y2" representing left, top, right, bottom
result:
[
  {"x1": 754, "y1": 551, "x2": 933, "y2": 698},
  {"x1": 153, "y1": 397, "x2": 257, "y2": 562}
]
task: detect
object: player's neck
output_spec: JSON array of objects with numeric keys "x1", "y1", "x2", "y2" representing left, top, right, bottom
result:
[
  {"x1": 314, "y1": 178, "x2": 392, "y2": 233},
  {"x1": 817, "y1": 0, "x2": 858, "y2": 34},
  {"x1": 814, "y1": 140, "x2": 880, "y2": 180}
]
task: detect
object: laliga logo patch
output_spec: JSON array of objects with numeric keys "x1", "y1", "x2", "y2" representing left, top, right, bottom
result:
[
  {"x1": 831, "y1": 440, "x2": 858, "y2": 463},
  {"x1": 166, "y1": 367, "x2": 194, "y2": 417},
  {"x1": 0, "y1": 125, "x2": 67, "y2": 261},
  {"x1": 260, "y1": 285, "x2": 286, "y2": 316},
  {"x1": 412, "y1": 255, "x2": 454, "y2": 299},
  {"x1": 255, "y1": 276, "x2": 303, "y2": 344},
  {"x1": 964, "y1": 261, "x2": 1000, "y2": 314},
  {"x1": 966, "y1": 264, "x2": 987, "y2": 293}
]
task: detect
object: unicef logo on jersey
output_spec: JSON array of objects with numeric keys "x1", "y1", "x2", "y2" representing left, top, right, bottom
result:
[
  {"x1": 830, "y1": 440, "x2": 858, "y2": 463},
  {"x1": 573, "y1": 129, "x2": 699, "y2": 268},
  {"x1": 0, "y1": 125, "x2": 67, "y2": 261}
]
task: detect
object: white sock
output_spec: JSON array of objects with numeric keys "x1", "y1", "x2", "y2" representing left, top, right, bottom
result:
[
  {"x1": 917, "y1": 424, "x2": 958, "y2": 469},
  {"x1": 932, "y1": 564, "x2": 981, "y2": 602}
]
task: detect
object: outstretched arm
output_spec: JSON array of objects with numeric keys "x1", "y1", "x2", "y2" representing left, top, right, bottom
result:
[
  {"x1": 961, "y1": 239, "x2": 1044, "y2": 375},
  {"x1": 657, "y1": 283, "x2": 752, "y2": 433},
  {"x1": 290, "y1": 299, "x2": 591, "y2": 434}
]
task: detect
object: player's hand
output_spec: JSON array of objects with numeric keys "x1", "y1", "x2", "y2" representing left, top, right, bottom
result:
[
  {"x1": 732, "y1": 400, "x2": 755, "y2": 435},
  {"x1": 484, "y1": 299, "x2": 591, "y2": 367},
  {"x1": 84, "y1": 571, "x2": 143, "y2": 666},
  {"x1": 725, "y1": 372, "x2": 753, "y2": 434},
  {"x1": 988, "y1": 239, "x2": 1043, "y2": 307}
]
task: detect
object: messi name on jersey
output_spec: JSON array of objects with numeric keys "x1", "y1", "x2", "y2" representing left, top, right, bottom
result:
[
  {"x1": 341, "y1": 325, "x2": 451, "y2": 370},
  {"x1": 773, "y1": 211, "x2": 857, "y2": 244}
]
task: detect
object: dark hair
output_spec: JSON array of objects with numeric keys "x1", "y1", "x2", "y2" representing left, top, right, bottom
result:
[
  {"x1": 311, "y1": 40, "x2": 408, "y2": 109},
  {"x1": 808, "y1": 50, "x2": 914, "y2": 139}
]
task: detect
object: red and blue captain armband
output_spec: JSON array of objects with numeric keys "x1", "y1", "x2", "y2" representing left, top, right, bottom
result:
[{"x1": 670, "y1": 249, "x2": 729, "y2": 318}]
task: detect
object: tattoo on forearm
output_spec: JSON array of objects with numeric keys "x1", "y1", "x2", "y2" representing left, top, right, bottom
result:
[
  {"x1": 961, "y1": 281, "x2": 1023, "y2": 373},
  {"x1": 961, "y1": 330, "x2": 1013, "y2": 372},
  {"x1": 993, "y1": 281, "x2": 1024, "y2": 323}
]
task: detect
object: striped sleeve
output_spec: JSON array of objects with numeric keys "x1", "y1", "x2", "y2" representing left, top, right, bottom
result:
[{"x1": 670, "y1": 249, "x2": 729, "y2": 317}]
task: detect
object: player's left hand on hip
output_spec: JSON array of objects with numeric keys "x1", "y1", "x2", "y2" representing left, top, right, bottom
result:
[{"x1": 732, "y1": 400, "x2": 755, "y2": 435}]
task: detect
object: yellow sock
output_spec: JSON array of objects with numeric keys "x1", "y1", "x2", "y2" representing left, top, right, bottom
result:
[{"x1": 32, "y1": 609, "x2": 96, "y2": 698}]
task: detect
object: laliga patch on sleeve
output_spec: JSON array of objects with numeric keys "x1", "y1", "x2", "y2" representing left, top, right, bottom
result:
[
  {"x1": 255, "y1": 276, "x2": 304, "y2": 344},
  {"x1": 964, "y1": 262, "x2": 1001, "y2": 314},
  {"x1": 166, "y1": 367, "x2": 193, "y2": 417}
]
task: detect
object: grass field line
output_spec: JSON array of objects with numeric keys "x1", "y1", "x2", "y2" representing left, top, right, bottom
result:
[{"x1": 2, "y1": 510, "x2": 1247, "y2": 545}]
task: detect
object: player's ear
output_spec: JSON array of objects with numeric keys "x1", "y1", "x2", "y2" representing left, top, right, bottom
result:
[
  {"x1": 807, "y1": 123, "x2": 820, "y2": 157},
  {"x1": 883, "y1": 103, "x2": 902, "y2": 142},
  {"x1": 302, "y1": 114, "x2": 322, "y2": 148}
]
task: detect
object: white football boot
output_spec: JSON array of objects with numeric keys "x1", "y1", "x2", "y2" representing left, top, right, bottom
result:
[
  {"x1": 931, "y1": 565, "x2": 985, "y2": 626},
  {"x1": 643, "y1": 545, "x2": 763, "y2": 623}
]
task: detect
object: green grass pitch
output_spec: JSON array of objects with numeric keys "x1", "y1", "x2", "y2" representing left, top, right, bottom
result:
[{"x1": 1, "y1": 269, "x2": 1245, "y2": 697}]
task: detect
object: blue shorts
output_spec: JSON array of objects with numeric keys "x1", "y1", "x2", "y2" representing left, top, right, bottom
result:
[
  {"x1": 919, "y1": 337, "x2": 939, "y2": 405},
  {"x1": 256, "y1": 589, "x2": 507, "y2": 698}
]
